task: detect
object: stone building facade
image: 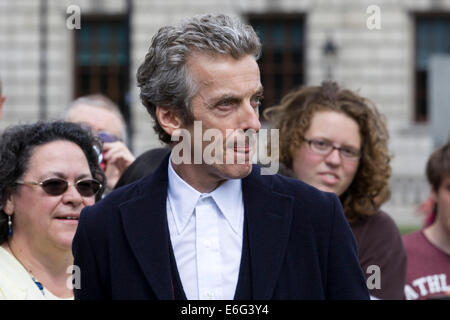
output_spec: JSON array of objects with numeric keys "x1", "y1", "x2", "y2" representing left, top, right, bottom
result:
[{"x1": 1, "y1": 0, "x2": 449, "y2": 227}]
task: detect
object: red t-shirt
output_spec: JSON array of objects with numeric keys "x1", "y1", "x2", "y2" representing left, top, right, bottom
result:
[
  {"x1": 403, "y1": 230, "x2": 450, "y2": 300},
  {"x1": 351, "y1": 210, "x2": 406, "y2": 300}
]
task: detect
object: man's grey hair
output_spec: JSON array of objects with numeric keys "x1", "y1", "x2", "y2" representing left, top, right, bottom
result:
[
  {"x1": 64, "y1": 94, "x2": 128, "y2": 144},
  {"x1": 0, "y1": 77, "x2": 3, "y2": 97},
  {"x1": 136, "y1": 13, "x2": 262, "y2": 144}
]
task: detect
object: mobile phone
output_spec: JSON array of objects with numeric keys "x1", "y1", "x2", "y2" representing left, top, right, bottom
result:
[
  {"x1": 97, "y1": 131, "x2": 119, "y2": 170},
  {"x1": 98, "y1": 131, "x2": 119, "y2": 143}
]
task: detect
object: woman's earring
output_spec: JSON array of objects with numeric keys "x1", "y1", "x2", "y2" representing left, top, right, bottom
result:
[{"x1": 7, "y1": 215, "x2": 12, "y2": 236}]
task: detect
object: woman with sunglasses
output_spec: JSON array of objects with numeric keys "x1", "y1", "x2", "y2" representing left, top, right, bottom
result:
[
  {"x1": 264, "y1": 81, "x2": 406, "y2": 300},
  {"x1": 0, "y1": 121, "x2": 105, "y2": 299}
]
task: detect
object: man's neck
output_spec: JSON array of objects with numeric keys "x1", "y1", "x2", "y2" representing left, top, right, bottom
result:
[
  {"x1": 424, "y1": 222, "x2": 450, "y2": 255},
  {"x1": 170, "y1": 161, "x2": 225, "y2": 194}
]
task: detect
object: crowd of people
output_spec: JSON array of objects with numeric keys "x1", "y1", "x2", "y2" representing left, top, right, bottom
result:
[{"x1": 0, "y1": 13, "x2": 449, "y2": 300}]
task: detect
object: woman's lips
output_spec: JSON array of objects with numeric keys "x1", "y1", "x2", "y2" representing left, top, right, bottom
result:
[
  {"x1": 55, "y1": 213, "x2": 80, "y2": 223},
  {"x1": 318, "y1": 172, "x2": 339, "y2": 185}
]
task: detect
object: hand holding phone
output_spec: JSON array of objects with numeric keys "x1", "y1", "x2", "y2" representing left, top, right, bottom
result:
[{"x1": 98, "y1": 131, "x2": 119, "y2": 171}]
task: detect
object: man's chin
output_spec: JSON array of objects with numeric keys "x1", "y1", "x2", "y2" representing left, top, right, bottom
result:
[{"x1": 222, "y1": 162, "x2": 253, "y2": 180}]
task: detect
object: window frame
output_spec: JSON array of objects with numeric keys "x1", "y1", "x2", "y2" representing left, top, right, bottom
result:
[
  {"x1": 246, "y1": 13, "x2": 306, "y2": 117},
  {"x1": 72, "y1": 13, "x2": 132, "y2": 137},
  {"x1": 412, "y1": 11, "x2": 450, "y2": 123}
]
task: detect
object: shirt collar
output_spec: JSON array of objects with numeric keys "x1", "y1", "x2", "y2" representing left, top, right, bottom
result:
[
  {"x1": 209, "y1": 178, "x2": 242, "y2": 234},
  {"x1": 167, "y1": 154, "x2": 243, "y2": 235},
  {"x1": 167, "y1": 156, "x2": 201, "y2": 234}
]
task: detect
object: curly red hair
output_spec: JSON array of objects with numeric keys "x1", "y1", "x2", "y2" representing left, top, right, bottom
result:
[{"x1": 264, "y1": 82, "x2": 391, "y2": 223}]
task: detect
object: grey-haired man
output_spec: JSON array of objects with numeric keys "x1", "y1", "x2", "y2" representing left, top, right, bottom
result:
[{"x1": 73, "y1": 13, "x2": 369, "y2": 300}]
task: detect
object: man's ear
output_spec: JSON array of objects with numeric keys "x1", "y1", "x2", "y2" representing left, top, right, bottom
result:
[
  {"x1": 155, "y1": 106, "x2": 183, "y2": 137},
  {"x1": 430, "y1": 187, "x2": 438, "y2": 203}
]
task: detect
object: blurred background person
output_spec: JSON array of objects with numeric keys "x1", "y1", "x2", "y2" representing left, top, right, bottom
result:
[
  {"x1": 0, "y1": 121, "x2": 105, "y2": 299},
  {"x1": 403, "y1": 141, "x2": 450, "y2": 300},
  {"x1": 63, "y1": 94, "x2": 135, "y2": 192},
  {"x1": 264, "y1": 81, "x2": 406, "y2": 300},
  {"x1": 114, "y1": 147, "x2": 170, "y2": 189},
  {"x1": 0, "y1": 77, "x2": 5, "y2": 120}
]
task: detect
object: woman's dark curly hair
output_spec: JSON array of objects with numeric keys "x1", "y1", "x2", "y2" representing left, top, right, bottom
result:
[
  {"x1": 0, "y1": 121, "x2": 106, "y2": 244},
  {"x1": 264, "y1": 82, "x2": 391, "y2": 223}
]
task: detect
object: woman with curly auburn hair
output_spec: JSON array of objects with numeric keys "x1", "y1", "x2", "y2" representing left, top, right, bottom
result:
[{"x1": 264, "y1": 81, "x2": 406, "y2": 300}]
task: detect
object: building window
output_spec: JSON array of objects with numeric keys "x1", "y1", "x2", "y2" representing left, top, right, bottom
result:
[
  {"x1": 247, "y1": 14, "x2": 305, "y2": 116},
  {"x1": 73, "y1": 15, "x2": 131, "y2": 131},
  {"x1": 414, "y1": 13, "x2": 450, "y2": 122}
]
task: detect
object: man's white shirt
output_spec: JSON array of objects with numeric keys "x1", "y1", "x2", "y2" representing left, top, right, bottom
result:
[{"x1": 166, "y1": 156, "x2": 244, "y2": 300}]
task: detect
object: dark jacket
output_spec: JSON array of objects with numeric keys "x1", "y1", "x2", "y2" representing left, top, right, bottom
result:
[{"x1": 72, "y1": 157, "x2": 369, "y2": 300}]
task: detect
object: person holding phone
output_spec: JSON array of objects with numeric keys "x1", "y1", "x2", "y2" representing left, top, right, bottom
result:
[
  {"x1": 64, "y1": 94, "x2": 135, "y2": 192},
  {"x1": 0, "y1": 121, "x2": 105, "y2": 299}
]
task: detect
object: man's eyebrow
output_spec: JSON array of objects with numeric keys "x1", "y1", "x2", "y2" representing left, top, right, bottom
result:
[
  {"x1": 206, "y1": 94, "x2": 240, "y2": 108},
  {"x1": 210, "y1": 86, "x2": 264, "y2": 104},
  {"x1": 253, "y1": 86, "x2": 264, "y2": 96}
]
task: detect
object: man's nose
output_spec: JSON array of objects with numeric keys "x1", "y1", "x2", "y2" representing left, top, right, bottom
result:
[{"x1": 240, "y1": 101, "x2": 261, "y2": 132}]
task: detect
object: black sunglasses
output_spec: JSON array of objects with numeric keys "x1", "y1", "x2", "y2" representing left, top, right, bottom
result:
[{"x1": 16, "y1": 178, "x2": 102, "y2": 197}]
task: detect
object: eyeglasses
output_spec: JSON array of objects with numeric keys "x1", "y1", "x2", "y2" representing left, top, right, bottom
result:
[
  {"x1": 16, "y1": 178, "x2": 102, "y2": 197},
  {"x1": 302, "y1": 137, "x2": 361, "y2": 160}
]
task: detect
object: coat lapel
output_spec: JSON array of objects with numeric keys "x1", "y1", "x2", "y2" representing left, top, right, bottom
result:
[
  {"x1": 117, "y1": 158, "x2": 293, "y2": 300},
  {"x1": 119, "y1": 157, "x2": 174, "y2": 300},
  {"x1": 242, "y1": 167, "x2": 294, "y2": 299}
]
